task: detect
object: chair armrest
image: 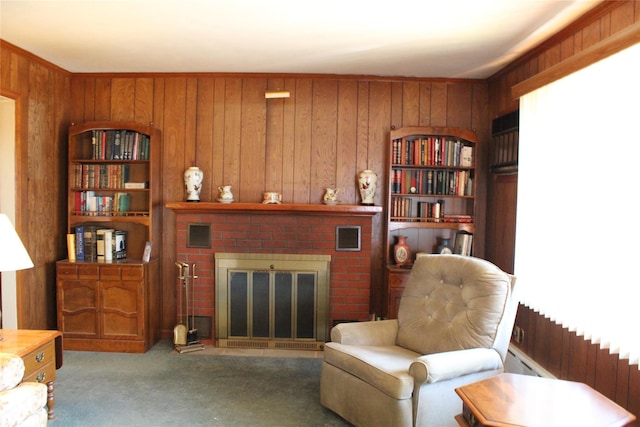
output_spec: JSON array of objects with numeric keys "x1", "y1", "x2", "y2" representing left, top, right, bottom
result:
[
  {"x1": 0, "y1": 353, "x2": 25, "y2": 392},
  {"x1": 330, "y1": 319, "x2": 399, "y2": 345},
  {"x1": 409, "y1": 348, "x2": 503, "y2": 385}
]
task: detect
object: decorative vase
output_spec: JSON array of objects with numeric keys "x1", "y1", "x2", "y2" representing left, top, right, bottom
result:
[
  {"x1": 184, "y1": 166, "x2": 203, "y2": 202},
  {"x1": 358, "y1": 170, "x2": 377, "y2": 206},
  {"x1": 217, "y1": 185, "x2": 234, "y2": 203},
  {"x1": 436, "y1": 237, "x2": 454, "y2": 254},
  {"x1": 393, "y1": 235, "x2": 411, "y2": 266}
]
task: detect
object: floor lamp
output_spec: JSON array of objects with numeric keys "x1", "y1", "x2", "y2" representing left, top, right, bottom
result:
[{"x1": 0, "y1": 213, "x2": 34, "y2": 335}]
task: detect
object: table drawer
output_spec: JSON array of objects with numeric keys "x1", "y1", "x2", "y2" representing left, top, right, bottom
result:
[{"x1": 22, "y1": 340, "x2": 56, "y2": 383}]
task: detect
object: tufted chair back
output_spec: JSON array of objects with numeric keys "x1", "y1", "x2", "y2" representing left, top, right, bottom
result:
[{"x1": 397, "y1": 254, "x2": 515, "y2": 360}]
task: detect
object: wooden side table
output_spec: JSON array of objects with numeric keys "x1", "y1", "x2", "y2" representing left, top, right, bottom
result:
[
  {"x1": 455, "y1": 373, "x2": 636, "y2": 427},
  {"x1": 0, "y1": 329, "x2": 63, "y2": 420}
]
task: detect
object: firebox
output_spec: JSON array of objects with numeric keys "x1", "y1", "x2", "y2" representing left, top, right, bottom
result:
[{"x1": 214, "y1": 253, "x2": 331, "y2": 350}]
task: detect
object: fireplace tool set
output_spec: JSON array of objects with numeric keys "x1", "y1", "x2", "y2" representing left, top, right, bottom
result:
[{"x1": 174, "y1": 262, "x2": 204, "y2": 353}]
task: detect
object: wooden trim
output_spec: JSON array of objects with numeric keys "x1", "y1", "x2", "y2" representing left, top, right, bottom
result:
[
  {"x1": 0, "y1": 40, "x2": 71, "y2": 75},
  {"x1": 512, "y1": 21, "x2": 640, "y2": 99},
  {"x1": 165, "y1": 202, "x2": 381, "y2": 216}
]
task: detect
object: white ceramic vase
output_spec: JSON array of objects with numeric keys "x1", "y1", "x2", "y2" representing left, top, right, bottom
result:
[
  {"x1": 358, "y1": 170, "x2": 377, "y2": 205},
  {"x1": 184, "y1": 166, "x2": 203, "y2": 202}
]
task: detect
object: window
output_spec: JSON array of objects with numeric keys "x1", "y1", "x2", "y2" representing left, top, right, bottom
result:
[{"x1": 516, "y1": 42, "x2": 640, "y2": 367}]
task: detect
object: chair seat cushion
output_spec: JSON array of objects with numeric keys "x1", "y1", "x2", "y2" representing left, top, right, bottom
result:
[{"x1": 324, "y1": 342, "x2": 420, "y2": 400}]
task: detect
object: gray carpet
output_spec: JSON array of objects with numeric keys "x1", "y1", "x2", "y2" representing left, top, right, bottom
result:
[{"x1": 49, "y1": 339, "x2": 350, "y2": 426}]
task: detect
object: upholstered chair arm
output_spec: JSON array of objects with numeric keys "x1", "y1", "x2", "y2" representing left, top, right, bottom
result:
[
  {"x1": 330, "y1": 319, "x2": 399, "y2": 345},
  {"x1": 0, "y1": 353, "x2": 26, "y2": 392},
  {"x1": 409, "y1": 348, "x2": 503, "y2": 385}
]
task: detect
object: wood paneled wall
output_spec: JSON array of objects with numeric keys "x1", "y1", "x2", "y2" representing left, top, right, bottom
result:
[
  {"x1": 68, "y1": 74, "x2": 489, "y2": 335},
  {"x1": 0, "y1": 41, "x2": 70, "y2": 330},
  {"x1": 0, "y1": 39, "x2": 490, "y2": 336},
  {"x1": 486, "y1": 2, "x2": 640, "y2": 424},
  {"x1": 488, "y1": 0, "x2": 640, "y2": 118}
]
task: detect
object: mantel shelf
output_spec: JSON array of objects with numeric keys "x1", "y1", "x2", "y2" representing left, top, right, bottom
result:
[{"x1": 165, "y1": 202, "x2": 382, "y2": 217}]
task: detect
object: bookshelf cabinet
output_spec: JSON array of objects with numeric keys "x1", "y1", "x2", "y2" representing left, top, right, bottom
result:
[
  {"x1": 57, "y1": 121, "x2": 162, "y2": 352},
  {"x1": 383, "y1": 126, "x2": 478, "y2": 318}
]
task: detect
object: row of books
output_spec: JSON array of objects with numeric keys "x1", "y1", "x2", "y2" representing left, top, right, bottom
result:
[
  {"x1": 90, "y1": 130, "x2": 150, "y2": 161},
  {"x1": 391, "y1": 168, "x2": 473, "y2": 196},
  {"x1": 390, "y1": 196, "x2": 473, "y2": 224},
  {"x1": 72, "y1": 164, "x2": 131, "y2": 189},
  {"x1": 66, "y1": 225, "x2": 127, "y2": 262},
  {"x1": 392, "y1": 136, "x2": 473, "y2": 167},
  {"x1": 73, "y1": 191, "x2": 131, "y2": 216}
]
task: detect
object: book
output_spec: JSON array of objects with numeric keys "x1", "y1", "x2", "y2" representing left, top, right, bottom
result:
[
  {"x1": 114, "y1": 230, "x2": 127, "y2": 259},
  {"x1": 84, "y1": 226, "x2": 98, "y2": 261},
  {"x1": 124, "y1": 182, "x2": 148, "y2": 189},
  {"x1": 103, "y1": 229, "x2": 114, "y2": 262},
  {"x1": 75, "y1": 225, "x2": 85, "y2": 261},
  {"x1": 96, "y1": 229, "x2": 106, "y2": 261},
  {"x1": 67, "y1": 234, "x2": 76, "y2": 261}
]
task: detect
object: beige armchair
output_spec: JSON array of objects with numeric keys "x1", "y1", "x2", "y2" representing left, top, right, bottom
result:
[
  {"x1": 320, "y1": 254, "x2": 517, "y2": 427},
  {"x1": 0, "y1": 352, "x2": 48, "y2": 427}
]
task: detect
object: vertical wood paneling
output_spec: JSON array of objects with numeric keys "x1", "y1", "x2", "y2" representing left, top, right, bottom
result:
[
  {"x1": 82, "y1": 78, "x2": 95, "y2": 122},
  {"x1": 69, "y1": 78, "x2": 84, "y2": 124},
  {"x1": 195, "y1": 77, "x2": 215, "y2": 200},
  {"x1": 402, "y1": 81, "x2": 420, "y2": 125},
  {"x1": 390, "y1": 82, "x2": 403, "y2": 129},
  {"x1": 311, "y1": 79, "x2": 338, "y2": 203},
  {"x1": 336, "y1": 80, "x2": 358, "y2": 204},
  {"x1": 134, "y1": 77, "x2": 154, "y2": 126},
  {"x1": 447, "y1": 82, "x2": 473, "y2": 129},
  {"x1": 223, "y1": 78, "x2": 242, "y2": 196},
  {"x1": 183, "y1": 77, "x2": 198, "y2": 169},
  {"x1": 419, "y1": 83, "x2": 432, "y2": 126},
  {"x1": 0, "y1": 43, "x2": 70, "y2": 330},
  {"x1": 265, "y1": 77, "x2": 286, "y2": 194},
  {"x1": 239, "y1": 77, "x2": 267, "y2": 203},
  {"x1": 430, "y1": 82, "x2": 447, "y2": 126},
  {"x1": 94, "y1": 78, "x2": 111, "y2": 120},
  {"x1": 110, "y1": 78, "x2": 135, "y2": 121},
  {"x1": 211, "y1": 78, "x2": 226, "y2": 193},
  {"x1": 292, "y1": 79, "x2": 312, "y2": 203},
  {"x1": 281, "y1": 77, "x2": 297, "y2": 202}
]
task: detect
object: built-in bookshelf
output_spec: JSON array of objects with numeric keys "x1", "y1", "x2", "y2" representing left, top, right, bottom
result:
[
  {"x1": 65, "y1": 122, "x2": 161, "y2": 260},
  {"x1": 383, "y1": 126, "x2": 478, "y2": 318},
  {"x1": 57, "y1": 121, "x2": 162, "y2": 353}
]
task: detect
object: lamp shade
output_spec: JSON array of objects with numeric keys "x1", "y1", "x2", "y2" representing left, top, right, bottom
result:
[{"x1": 0, "y1": 213, "x2": 34, "y2": 272}]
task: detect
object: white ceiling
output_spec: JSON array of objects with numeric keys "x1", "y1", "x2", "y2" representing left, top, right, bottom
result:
[{"x1": 0, "y1": 0, "x2": 599, "y2": 78}]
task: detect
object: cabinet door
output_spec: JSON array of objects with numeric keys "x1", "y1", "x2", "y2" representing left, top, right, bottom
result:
[
  {"x1": 57, "y1": 279, "x2": 100, "y2": 339},
  {"x1": 100, "y1": 280, "x2": 144, "y2": 340},
  {"x1": 387, "y1": 271, "x2": 410, "y2": 319}
]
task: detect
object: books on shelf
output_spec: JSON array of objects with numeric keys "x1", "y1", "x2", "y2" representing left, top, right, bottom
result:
[
  {"x1": 91, "y1": 130, "x2": 150, "y2": 161},
  {"x1": 71, "y1": 226, "x2": 127, "y2": 261},
  {"x1": 454, "y1": 231, "x2": 473, "y2": 256},
  {"x1": 73, "y1": 191, "x2": 133, "y2": 216},
  {"x1": 392, "y1": 136, "x2": 474, "y2": 167},
  {"x1": 391, "y1": 168, "x2": 473, "y2": 196}
]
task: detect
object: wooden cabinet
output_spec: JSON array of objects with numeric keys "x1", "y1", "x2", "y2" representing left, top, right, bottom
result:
[
  {"x1": 56, "y1": 260, "x2": 160, "y2": 352},
  {"x1": 57, "y1": 121, "x2": 161, "y2": 352},
  {"x1": 383, "y1": 126, "x2": 478, "y2": 318}
]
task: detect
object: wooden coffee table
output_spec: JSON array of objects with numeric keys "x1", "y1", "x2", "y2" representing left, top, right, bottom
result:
[
  {"x1": 0, "y1": 329, "x2": 63, "y2": 419},
  {"x1": 455, "y1": 373, "x2": 636, "y2": 427}
]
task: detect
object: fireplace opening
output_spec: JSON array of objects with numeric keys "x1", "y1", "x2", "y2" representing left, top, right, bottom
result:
[{"x1": 214, "y1": 253, "x2": 331, "y2": 350}]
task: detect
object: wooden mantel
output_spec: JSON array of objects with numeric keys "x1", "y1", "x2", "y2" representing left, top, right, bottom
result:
[{"x1": 165, "y1": 202, "x2": 382, "y2": 217}]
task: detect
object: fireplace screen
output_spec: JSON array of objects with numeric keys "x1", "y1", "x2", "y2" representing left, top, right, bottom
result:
[{"x1": 215, "y1": 253, "x2": 331, "y2": 350}]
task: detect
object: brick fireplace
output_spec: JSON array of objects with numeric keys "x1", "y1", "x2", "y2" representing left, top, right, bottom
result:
[{"x1": 167, "y1": 202, "x2": 381, "y2": 347}]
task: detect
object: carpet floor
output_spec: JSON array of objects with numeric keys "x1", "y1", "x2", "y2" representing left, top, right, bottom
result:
[{"x1": 48, "y1": 339, "x2": 351, "y2": 426}]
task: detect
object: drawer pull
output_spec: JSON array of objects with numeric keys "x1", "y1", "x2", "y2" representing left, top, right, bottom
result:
[
  {"x1": 36, "y1": 372, "x2": 46, "y2": 383},
  {"x1": 35, "y1": 351, "x2": 45, "y2": 363}
]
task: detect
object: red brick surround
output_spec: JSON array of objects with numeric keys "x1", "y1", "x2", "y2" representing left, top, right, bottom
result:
[{"x1": 168, "y1": 202, "x2": 381, "y2": 345}]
